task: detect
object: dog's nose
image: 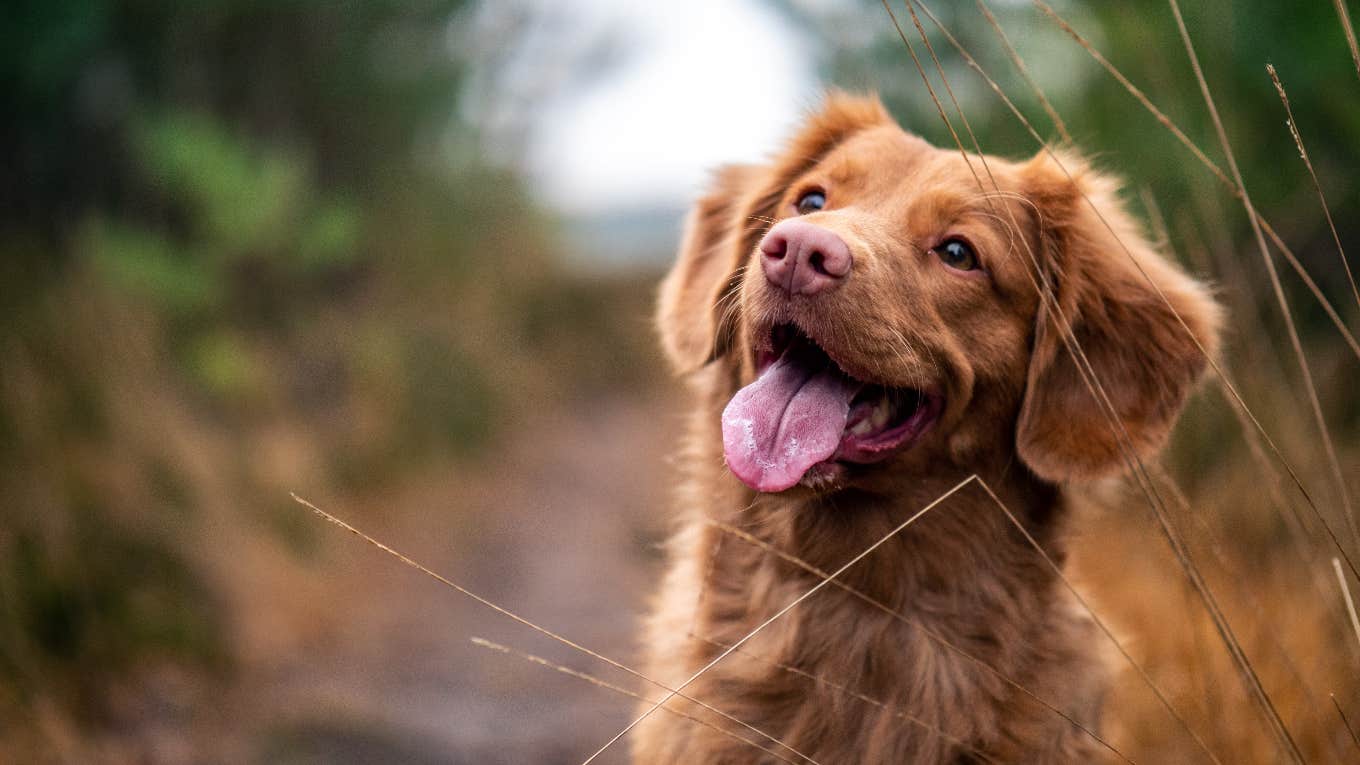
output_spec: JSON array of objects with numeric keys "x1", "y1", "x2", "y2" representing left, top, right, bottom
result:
[{"x1": 759, "y1": 219, "x2": 853, "y2": 296}]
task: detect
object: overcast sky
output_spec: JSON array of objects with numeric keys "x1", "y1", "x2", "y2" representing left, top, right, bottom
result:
[{"x1": 520, "y1": 0, "x2": 822, "y2": 216}]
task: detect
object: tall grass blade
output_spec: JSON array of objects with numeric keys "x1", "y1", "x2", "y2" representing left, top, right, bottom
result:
[
  {"x1": 1030, "y1": 0, "x2": 1360, "y2": 366},
  {"x1": 578, "y1": 476, "x2": 976, "y2": 765},
  {"x1": 1166, "y1": 0, "x2": 1357, "y2": 566},
  {"x1": 1334, "y1": 558, "x2": 1360, "y2": 656},
  {"x1": 685, "y1": 632, "x2": 1003, "y2": 764},
  {"x1": 1334, "y1": 694, "x2": 1360, "y2": 753},
  {"x1": 1266, "y1": 64, "x2": 1360, "y2": 319},
  {"x1": 468, "y1": 637, "x2": 807, "y2": 765},
  {"x1": 1024, "y1": 0, "x2": 1360, "y2": 586},
  {"x1": 705, "y1": 517, "x2": 1129, "y2": 762},
  {"x1": 290, "y1": 494, "x2": 819, "y2": 765},
  {"x1": 1334, "y1": 0, "x2": 1360, "y2": 80},
  {"x1": 976, "y1": 0, "x2": 1072, "y2": 143}
]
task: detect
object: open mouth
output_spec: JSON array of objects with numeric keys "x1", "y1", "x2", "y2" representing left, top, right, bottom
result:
[{"x1": 721, "y1": 324, "x2": 944, "y2": 493}]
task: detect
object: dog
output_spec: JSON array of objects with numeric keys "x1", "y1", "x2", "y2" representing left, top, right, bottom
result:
[{"x1": 632, "y1": 93, "x2": 1220, "y2": 763}]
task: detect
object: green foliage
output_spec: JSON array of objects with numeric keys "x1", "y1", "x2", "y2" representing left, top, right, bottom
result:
[
  {"x1": 402, "y1": 333, "x2": 496, "y2": 456},
  {"x1": 0, "y1": 0, "x2": 563, "y2": 746},
  {"x1": 136, "y1": 113, "x2": 311, "y2": 257},
  {"x1": 84, "y1": 218, "x2": 220, "y2": 315},
  {"x1": 86, "y1": 111, "x2": 363, "y2": 316},
  {"x1": 0, "y1": 514, "x2": 227, "y2": 712}
]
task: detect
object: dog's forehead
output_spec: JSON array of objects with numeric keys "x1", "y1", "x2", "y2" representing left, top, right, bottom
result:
[
  {"x1": 819, "y1": 127, "x2": 930, "y2": 180},
  {"x1": 819, "y1": 127, "x2": 1025, "y2": 198}
]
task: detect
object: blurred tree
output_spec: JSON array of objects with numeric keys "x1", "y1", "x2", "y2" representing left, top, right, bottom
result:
[
  {"x1": 2, "y1": 0, "x2": 470, "y2": 236},
  {"x1": 0, "y1": 0, "x2": 623, "y2": 750}
]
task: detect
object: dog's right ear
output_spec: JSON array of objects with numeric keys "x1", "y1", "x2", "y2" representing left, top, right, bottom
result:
[
  {"x1": 657, "y1": 92, "x2": 894, "y2": 373},
  {"x1": 656, "y1": 164, "x2": 762, "y2": 372}
]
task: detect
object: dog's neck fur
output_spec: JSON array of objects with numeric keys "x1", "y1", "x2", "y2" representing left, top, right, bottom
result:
[{"x1": 634, "y1": 366, "x2": 1105, "y2": 764}]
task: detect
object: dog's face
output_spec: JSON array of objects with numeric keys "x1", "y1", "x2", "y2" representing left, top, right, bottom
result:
[{"x1": 659, "y1": 94, "x2": 1219, "y2": 494}]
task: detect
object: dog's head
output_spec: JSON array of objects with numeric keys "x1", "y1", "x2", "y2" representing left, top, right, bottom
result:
[{"x1": 658, "y1": 93, "x2": 1220, "y2": 494}]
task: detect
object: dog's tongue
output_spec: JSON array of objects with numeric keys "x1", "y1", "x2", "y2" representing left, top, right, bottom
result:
[{"x1": 722, "y1": 343, "x2": 857, "y2": 493}]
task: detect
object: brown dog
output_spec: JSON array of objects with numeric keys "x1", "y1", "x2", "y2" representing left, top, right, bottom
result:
[{"x1": 633, "y1": 93, "x2": 1220, "y2": 763}]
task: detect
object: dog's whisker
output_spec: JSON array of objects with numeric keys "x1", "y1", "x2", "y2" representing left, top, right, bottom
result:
[
  {"x1": 469, "y1": 637, "x2": 809, "y2": 765},
  {"x1": 901, "y1": 325, "x2": 944, "y2": 386}
]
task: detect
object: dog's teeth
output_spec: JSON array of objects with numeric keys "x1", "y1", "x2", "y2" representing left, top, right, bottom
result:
[
  {"x1": 871, "y1": 397, "x2": 893, "y2": 428},
  {"x1": 849, "y1": 396, "x2": 894, "y2": 436}
]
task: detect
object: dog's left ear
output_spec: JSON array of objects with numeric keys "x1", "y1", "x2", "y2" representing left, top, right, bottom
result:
[{"x1": 1015, "y1": 152, "x2": 1222, "y2": 482}]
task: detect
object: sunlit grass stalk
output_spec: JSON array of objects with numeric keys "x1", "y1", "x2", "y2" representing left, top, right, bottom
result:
[
  {"x1": 706, "y1": 516, "x2": 1125, "y2": 760},
  {"x1": 1023, "y1": 0, "x2": 1360, "y2": 589},
  {"x1": 578, "y1": 476, "x2": 977, "y2": 765},
  {"x1": 975, "y1": 0, "x2": 1071, "y2": 142},
  {"x1": 1334, "y1": 0, "x2": 1360, "y2": 80},
  {"x1": 468, "y1": 637, "x2": 807, "y2": 765},
  {"x1": 903, "y1": 5, "x2": 1316, "y2": 759},
  {"x1": 1166, "y1": 0, "x2": 1357, "y2": 572},
  {"x1": 685, "y1": 631, "x2": 1003, "y2": 764},
  {"x1": 1030, "y1": 0, "x2": 1360, "y2": 367},
  {"x1": 1334, "y1": 558, "x2": 1360, "y2": 655},
  {"x1": 1265, "y1": 64, "x2": 1360, "y2": 316},
  {"x1": 291, "y1": 494, "x2": 819, "y2": 765}
]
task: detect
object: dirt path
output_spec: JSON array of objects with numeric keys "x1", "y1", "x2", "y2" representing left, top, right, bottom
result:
[{"x1": 217, "y1": 393, "x2": 679, "y2": 764}]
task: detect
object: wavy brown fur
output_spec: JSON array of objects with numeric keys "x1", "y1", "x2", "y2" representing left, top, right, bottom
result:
[{"x1": 634, "y1": 93, "x2": 1219, "y2": 764}]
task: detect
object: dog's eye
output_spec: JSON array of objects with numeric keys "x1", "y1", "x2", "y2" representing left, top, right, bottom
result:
[
  {"x1": 795, "y1": 191, "x2": 826, "y2": 215},
  {"x1": 934, "y1": 239, "x2": 979, "y2": 272}
]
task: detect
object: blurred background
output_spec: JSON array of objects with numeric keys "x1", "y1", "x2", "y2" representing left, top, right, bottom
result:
[{"x1": 2, "y1": 0, "x2": 1359, "y2": 762}]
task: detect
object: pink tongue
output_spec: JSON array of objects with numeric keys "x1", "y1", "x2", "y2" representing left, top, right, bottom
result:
[{"x1": 722, "y1": 345, "x2": 858, "y2": 492}]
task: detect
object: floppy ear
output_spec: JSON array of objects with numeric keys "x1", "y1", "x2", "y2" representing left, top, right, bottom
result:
[
  {"x1": 656, "y1": 92, "x2": 893, "y2": 372},
  {"x1": 656, "y1": 163, "x2": 762, "y2": 371},
  {"x1": 1015, "y1": 153, "x2": 1222, "y2": 482}
]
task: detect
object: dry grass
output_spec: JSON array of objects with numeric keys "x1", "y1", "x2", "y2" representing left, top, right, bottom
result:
[
  {"x1": 579, "y1": 4, "x2": 1354, "y2": 762},
  {"x1": 286, "y1": 3, "x2": 1360, "y2": 763},
  {"x1": 8, "y1": 2, "x2": 1344, "y2": 763}
]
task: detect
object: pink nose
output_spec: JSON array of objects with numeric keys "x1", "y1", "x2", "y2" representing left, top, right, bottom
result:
[{"x1": 759, "y1": 219, "x2": 853, "y2": 296}]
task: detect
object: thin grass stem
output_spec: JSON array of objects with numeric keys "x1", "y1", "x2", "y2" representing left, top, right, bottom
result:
[
  {"x1": 1334, "y1": 0, "x2": 1360, "y2": 81},
  {"x1": 1265, "y1": 64, "x2": 1360, "y2": 321},
  {"x1": 706, "y1": 516, "x2": 1131, "y2": 763},
  {"x1": 1334, "y1": 558, "x2": 1360, "y2": 656},
  {"x1": 1030, "y1": 0, "x2": 1360, "y2": 366},
  {"x1": 291, "y1": 494, "x2": 820, "y2": 765},
  {"x1": 468, "y1": 637, "x2": 807, "y2": 765},
  {"x1": 578, "y1": 476, "x2": 977, "y2": 765},
  {"x1": 1166, "y1": 0, "x2": 1357, "y2": 581}
]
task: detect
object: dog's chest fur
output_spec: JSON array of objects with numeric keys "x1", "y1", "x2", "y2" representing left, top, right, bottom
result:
[
  {"x1": 632, "y1": 398, "x2": 1108, "y2": 764},
  {"x1": 636, "y1": 93, "x2": 1219, "y2": 765}
]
